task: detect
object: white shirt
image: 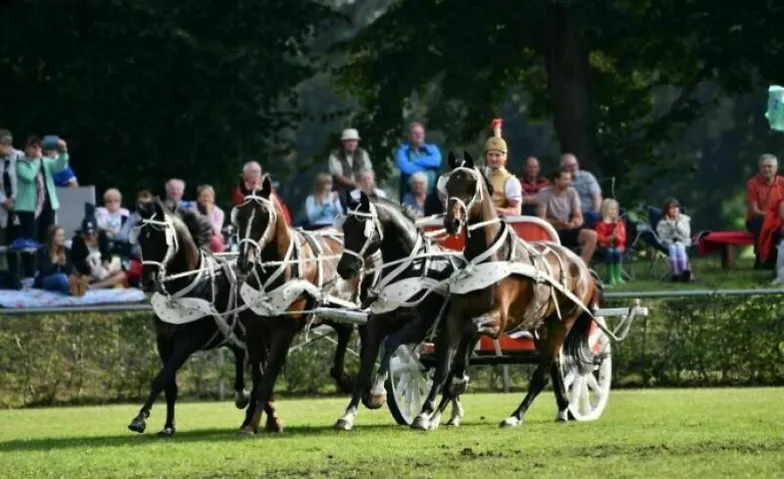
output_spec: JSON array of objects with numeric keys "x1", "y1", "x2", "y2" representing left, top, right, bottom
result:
[{"x1": 503, "y1": 175, "x2": 523, "y2": 203}]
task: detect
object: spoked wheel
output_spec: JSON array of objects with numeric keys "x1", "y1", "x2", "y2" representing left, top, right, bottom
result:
[
  {"x1": 385, "y1": 344, "x2": 433, "y2": 425},
  {"x1": 561, "y1": 319, "x2": 613, "y2": 422}
]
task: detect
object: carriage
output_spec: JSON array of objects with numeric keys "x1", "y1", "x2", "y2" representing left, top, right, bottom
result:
[{"x1": 316, "y1": 215, "x2": 649, "y2": 426}]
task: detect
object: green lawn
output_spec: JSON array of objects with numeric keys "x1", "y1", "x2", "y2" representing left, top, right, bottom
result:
[{"x1": 1, "y1": 389, "x2": 782, "y2": 478}]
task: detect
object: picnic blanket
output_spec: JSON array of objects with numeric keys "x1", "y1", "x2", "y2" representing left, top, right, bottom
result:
[{"x1": 0, "y1": 287, "x2": 147, "y2": 309}]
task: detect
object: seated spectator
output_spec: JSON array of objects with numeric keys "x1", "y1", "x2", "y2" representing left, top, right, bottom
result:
[
  {"x1": 117, "y1": 190, "x2": 153, "y2": 246},
  {"x1": 424, "y1": 185, "x2": 444, "y2": 217},
  {"x1": 304, "y1": 173, "x2": 343, "y2": 230},
  {"x1": 194, "y1": 184, "x2": 225, "y2": 253},
  {"x1": 560, "y1": 153, "x2": 602, "y2": 227},
  {"x1": 656, "y1": 197, "x2": 692, "y2": 282},
  {"x1": 231, "y1": 161, "x2": 292, "y2": 225},
  {"x1": 402, "y1": 172, "x2": 428, "y2": 218},
  {"x1": 96, "y1": 188, "x2": 129, "y2": 240},
  {"x1": 483, "y1": 121, "x2": 522, "y2": 217},
  {"x1": 536, "y1": 168, "x2": 597, "y2": 264},
  {"x1": 33, "y1": 225, "x2": 85, "y2": 296},
  {"x1": 163, "y1": 178, "x2": 193, "y2": 211},
  {"x1": 521, "y1": 156, "x2": 549, "y2": 216},
  {"x1": 394, "y1": 122, "x2": 441, "y2": 201},
  {"x1": 329, "y1": 128, "x2": 373, "y2": 205},
  {"x1": 44, "y1": 146, "x2": 78, "y2": 187},
  {"x1": 71, "y1": 204, "x2": 127, "y2": 289},
  {"x1": 745, "y1": 153, "x2": 784, "y2": 268},
  {"x1": 595, "y1": 198, "x2": 626, "y2": 285},
  {"x1": 351, "y1": 170, "x2": 387, "y2": 200}
]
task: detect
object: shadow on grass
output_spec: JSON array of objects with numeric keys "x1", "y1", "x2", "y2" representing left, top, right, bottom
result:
[{"x1": 0, "y1": 422, "x2": 436, "y2": 453}]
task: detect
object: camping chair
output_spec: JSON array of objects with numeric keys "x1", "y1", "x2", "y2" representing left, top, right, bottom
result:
[{"x1": 633, "y1": 205, "x2": 704, "y2": 279}]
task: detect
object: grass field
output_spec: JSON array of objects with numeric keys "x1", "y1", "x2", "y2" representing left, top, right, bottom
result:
[{"x1": 1, "y1": 389, "x2": 782, "y2": 478}]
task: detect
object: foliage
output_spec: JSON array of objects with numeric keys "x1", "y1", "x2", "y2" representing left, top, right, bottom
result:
[
  {"x1": 0, "y1": 0, "x2": 343, "y2": 200},
  {"x1": 1, "y1": 294, "x2": 783, "y2": 408},
  {"x1": 332, "y1": 0, "x2": 784, "y2": 201}
]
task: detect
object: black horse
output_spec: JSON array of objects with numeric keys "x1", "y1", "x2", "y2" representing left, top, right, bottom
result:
[
  {"x1": 127, "y1": 199, "x2": 278, "y2": 436},
  {"x1": 333, "y1": 192, "x2": 465, "y2": 430}
]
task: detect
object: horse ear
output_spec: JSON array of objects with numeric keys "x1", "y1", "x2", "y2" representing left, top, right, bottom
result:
[
  {"x1": 447, "y1": 151, "x2": 459, "y2": 170},
  {"x1": 463, "y1": 150, "x2": 474, "y2": 168},
  {"x1": 359, "y1": 191, "x2": 371, "y2": 210},
  {"x1": 345, "y1": 189, "x2": 357, "y2": 209},
  {"x1": 259, "y1": 174, "x2": 272, "y2": 198},
  {"x1": 152, "y1": 199, "x2": 166, "y2": 218},
  {"x1": 237, "y1": 174, "x2": 249, "y2": 196}
]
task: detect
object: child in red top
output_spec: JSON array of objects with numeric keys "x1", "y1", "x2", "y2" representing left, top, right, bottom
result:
[{"x1": 594, "y1": 198, "x2": 626, "y2": 285}]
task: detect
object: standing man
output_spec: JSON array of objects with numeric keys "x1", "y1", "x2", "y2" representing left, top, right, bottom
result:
[
  {"x1": 484, "y1": 119, "x2": 522, "y2": 217},
  {"x1": 394, "y1": 122, "x2": 442, "y2": 201},
  {"x1": 0, "y1": 129, "x2": 22, "y2": 288},
  {"x1": 329, "y1": 128, "x2": 373, "y2": 204},
  {"x1": 560, "y1": 153, "x2": 602, "y2": 227},
  {"x1": 745, "y1": 153, "x2": 784, "y2": 267}
]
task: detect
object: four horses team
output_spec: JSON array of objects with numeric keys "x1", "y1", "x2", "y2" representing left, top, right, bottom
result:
[{"x1": 124, "y1": 124, "x2": 640, "y2": 436}]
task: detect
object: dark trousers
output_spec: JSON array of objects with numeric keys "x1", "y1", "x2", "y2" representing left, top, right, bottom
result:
[
  {"x1": 746, "y1": 215, "x2": 765, "y2": 264},
  {"x1": 1, "y1": 217, "x2": 21, "y2": 284}
]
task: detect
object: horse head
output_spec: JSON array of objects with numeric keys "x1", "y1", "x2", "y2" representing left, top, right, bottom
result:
[
  {"x1": 441, "y1": 150, "x2": 494, "y2": 235},
  {"x1": 133, "y1": 198, "x2": 182, "y2": 292},
  {"x1": 337, "y1": 191, "x2": 383, "y2": 279},
  {"x1": 231, "y1": 173, "x2": 276, "y2": 275}
]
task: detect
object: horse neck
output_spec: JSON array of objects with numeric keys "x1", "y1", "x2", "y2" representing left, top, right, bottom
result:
[
  {"x1": 465, "y1": 184, "x2": 503, "y2": 260},
  {"x1": 260, "y1": 201, "x2": 293, "y2": 265},
  {"x1": 377, "y1": 210, "x2": 420, "y2": 262},
  {"x1": 168, "y1": 231, "x2": 203, "y2": 293}
]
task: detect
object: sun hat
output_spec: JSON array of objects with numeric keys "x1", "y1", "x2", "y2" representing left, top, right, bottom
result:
[{"x1": 341, "y1": 128, "x2": 360, "y2": 141}]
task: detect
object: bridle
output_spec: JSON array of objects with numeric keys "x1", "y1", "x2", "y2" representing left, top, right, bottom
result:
[
  {"x1": 340, "y1": 201, "x2": 385, "y2": 271},
  {"x1": 231, "y1": 193, "x2": 278, "y2": 267},
  {"x1": 439, "y1": 164, "x2": 499, "y2": 236},
  {"x1": 131, "y1": 213, "x2": 179, "y2": 282}
]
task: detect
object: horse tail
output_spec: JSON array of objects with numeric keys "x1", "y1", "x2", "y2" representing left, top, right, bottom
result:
[{"x1": 562, "y1": 274, "x2": 602, "y2": 374}]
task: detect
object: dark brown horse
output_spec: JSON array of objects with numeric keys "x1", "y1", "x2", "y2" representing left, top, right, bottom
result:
[
  {"x1": 233, "y1": 174, "x2": 358, "y2": 434},
  {"x1": 432, "y1": 151, "x2": 602, "y2": 428}
]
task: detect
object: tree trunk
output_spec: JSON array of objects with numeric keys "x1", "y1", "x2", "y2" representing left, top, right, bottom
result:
[{"x1": 544, "y1": 2, "x2": 599, "y2": 170}]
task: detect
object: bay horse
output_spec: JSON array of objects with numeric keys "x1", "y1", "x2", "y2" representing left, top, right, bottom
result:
[
  {"x1": 233, "y1": 174, "x2": 358, "y2": 434},
  {"x1": 127, "y1": 200, "x2": 276, "y2": 436},
  {"x1": 333, "y1": 192, "x2": 465, "y2": 430},
  {"x1": 435, "y1": 151, "x2": 603, "y2": 428}
]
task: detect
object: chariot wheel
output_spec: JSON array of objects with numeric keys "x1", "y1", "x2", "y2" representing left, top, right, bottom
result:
[
  {"x1": 561, "y1": 319, "x2": 613, "y2": 422},
  {"x1": 385, "y1": 344, "x2": 433, "y2": 425}
]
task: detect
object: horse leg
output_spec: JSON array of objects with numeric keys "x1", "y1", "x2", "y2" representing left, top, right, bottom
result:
[
  {"x1": 230, "y1": 345, "x2": 251, "y2": 409},
  {"x1": 500, "y1": 317, "x2": 568, "y2": 428},
  {"x1": 246, "y1": 322, "x2": 297, "y2": 434},
  {"x1": 158, "y1": 378, "x2": 178, "y2": 437},
  {"x1": 128, "y1": 334, "x2": 196, "y2": 434},
  {"x1": 450, "y1": 309, "x2": 502, "y2": 397},
  {"x1": 335, "y1": 320, "x2": 384, "y2": 430},
  {"x1": 328, "y1": 321, "x2": 356, "y2": 394},
  {"x1": 412, "y1": 316, "x2": 452, "y2": 430}
]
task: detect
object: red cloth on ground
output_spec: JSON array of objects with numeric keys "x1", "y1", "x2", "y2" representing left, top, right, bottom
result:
[
  {"x1": 696, "y1": 231, "x2": 755, "y2": 256},
  {"x1": 758, "y1": 198, "x2": 783, "y2": 264},
  {"x1": 594, "y1": 220, "x2": 626, "y2": 252},
  {"x1": 231, "y1": 187, "x2": 292, "y2": 226}
]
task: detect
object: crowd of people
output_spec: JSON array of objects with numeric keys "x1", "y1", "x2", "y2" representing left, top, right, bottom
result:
[{"x1": 11, "y1": 120, "x2": 782, "y2": 296}]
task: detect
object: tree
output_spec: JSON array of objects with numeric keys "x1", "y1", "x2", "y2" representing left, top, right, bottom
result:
[{"x1": 0, "y1": 0, "x2": 342, "y2": 201}]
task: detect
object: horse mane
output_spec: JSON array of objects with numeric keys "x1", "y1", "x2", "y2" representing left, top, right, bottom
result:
[
  {"x1": 175, "y1": 208, "x2": 214, "y2": 251},
  {"x1": 372, "y1": 195, "x2": 419, "y2": 225}
]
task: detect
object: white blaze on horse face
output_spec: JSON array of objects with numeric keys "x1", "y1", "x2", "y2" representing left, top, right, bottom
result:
[
  {"x1": 363, "y1": 218, "x2": 373, "y2": 238},
  {"x1": 244, "y1": 208, "x2": 256, "y2": 263}
]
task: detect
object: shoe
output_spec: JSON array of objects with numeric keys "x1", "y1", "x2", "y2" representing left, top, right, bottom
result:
[
  {"x1": 613, "y1": 263, "x2": 626, "y2": 285},
  {"x1": 671, "y1": 274, "x2": 680, "y2": 282},
  {"x1": 680, "y1": 270, "x2": 692, "y2": 282}
]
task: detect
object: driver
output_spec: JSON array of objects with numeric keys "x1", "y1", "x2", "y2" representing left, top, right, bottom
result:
[{"x1": 483, "y1": 118, "x2": 522, "y2": 217}]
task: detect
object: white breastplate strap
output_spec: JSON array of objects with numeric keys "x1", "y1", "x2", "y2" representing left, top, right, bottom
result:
[
  {"x1": 240, "y1": 278, "x2": 323, "y2": 316},
  {"x1": 369, "y1": 277, "x2": 448, "y2": 315}
]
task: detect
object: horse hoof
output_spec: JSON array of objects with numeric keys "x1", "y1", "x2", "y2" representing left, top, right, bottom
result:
[
  {"x1": 555, "y1": 409, "x2": 570, "y2": 422},
  {"x1": 238, "y1": 425, "x2": 256, "y2": 436},
  {"x1": 362, "y1": 393, "x2": 386, "y2": 410},
  {"x1": 234, "y1": 390, "x2": 251, "y2": 409},
  {"x1": 411, "y1": 416, "x2": 430, "y2": 431},
  {"x1": 499, "y1": 417, "x2": 521, "y2": 428},
  {"x1": 157, "y1": 426, "x2": 176, "y2": 437},
  {"x1": 334, "y1": 418, "x2": 354, "y2": 431},
  {"x1": 265, "y1": 418, "x2": 284, "y2": 433},
  {"x1": 567, "y1": 408, "x2": 577, "y2": 421},
  {"x1": 128, "y1": 416, "x2": 147, "y2": 434},
  {"x1": 449, "y1": 376, "x2": 469, "y2": 396},
  {"x1": 445, "y1": 418, "x2": 461, "y2": 427}
]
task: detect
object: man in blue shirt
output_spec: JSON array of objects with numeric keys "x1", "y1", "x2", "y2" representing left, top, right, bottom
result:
[
  {"x1": 394, "y1": 122, "x2": 442, "y2": 202},
  {"x1": 560, "y1": 153, "x2": 603, "y2": 228}
]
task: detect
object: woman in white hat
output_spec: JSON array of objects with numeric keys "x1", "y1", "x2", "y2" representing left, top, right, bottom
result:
[{"x1": 328, "y1": 128, "x2": 373, "y2": 204}]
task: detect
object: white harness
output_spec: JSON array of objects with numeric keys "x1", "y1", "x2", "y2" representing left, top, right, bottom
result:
[
  {"x1": 440, "y1": 165, "x2": 594, "y2": 319},
  {"x1": 133, "y1": 213, "x2": 246, "y2": 348}
]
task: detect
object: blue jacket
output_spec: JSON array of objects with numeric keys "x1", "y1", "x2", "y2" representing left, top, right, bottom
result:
[{"x1": 394, "y1": 143, "x2": 441, "y2": 200}]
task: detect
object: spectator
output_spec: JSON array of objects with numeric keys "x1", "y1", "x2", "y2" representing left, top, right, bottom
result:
[
  {"x1": 117, "y1": 190, "x2": 153, "y2": 245},
  {"x1": 656, "y1": 197, "x2": 692, "y2": 282},
  {"x1": 402, "y1": 171, "x2": 428, "y2": 218},
  {"x1": 304, "y1": 173, "x2": 343, "y2": 230},
  {"x1": 483, "y1": 121, "x2": 522, "y2": 217},
  {"x1": 71, "y1": 203, "x2": 127, "y2": 289},
  {"x1": 424, "y1": 186, "x2": 444, "y2": 217},
  {"x1": 536, "y1": 168, "x2": 597, "y2": 264},
  {"x1": 15, "y1": 136, "x2": 70, "y2": 277},
  {"x1": 394, "y1": 122, "x2": 442, "y2": 201},
  {"x1": 595, "y1": 198, "x2": 626, "y2": 285},
  {"x1": 231, "y1": 161, "x2": 292, "y2": 225},
  {"x1": 164, "y1": 178, "x2": 193, "y2": 211},
  {"x1": 560, "y1": 153, "x2": 602, "y2": 227},
  {"x1": 0, "y1": 129, "x2": 22, "y2": 289},
  {"x1": 745, "y1": 153, "x2": 784, "y2": 268},
  {"x1": 351, "y1": 170, "x2": 387, "y2": 200},
  {"x1": 521, "y1": 156, "x2": 549, "y2": 216},
  {"x1": 329, "y1": 128, "x2": 372, "y2": 204},
  {"x1": 33, "y1": 225, "x2": 84, "y2": 296},
  {"x1": 96, "y1": 188, "x2": 129, "y2": 240},
  {"x1": 194, "y1": 185, "x2": 225, "y2": 253},
  {"x1": 44, "y1": 147, "x2": 78, "y2": 187}
]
